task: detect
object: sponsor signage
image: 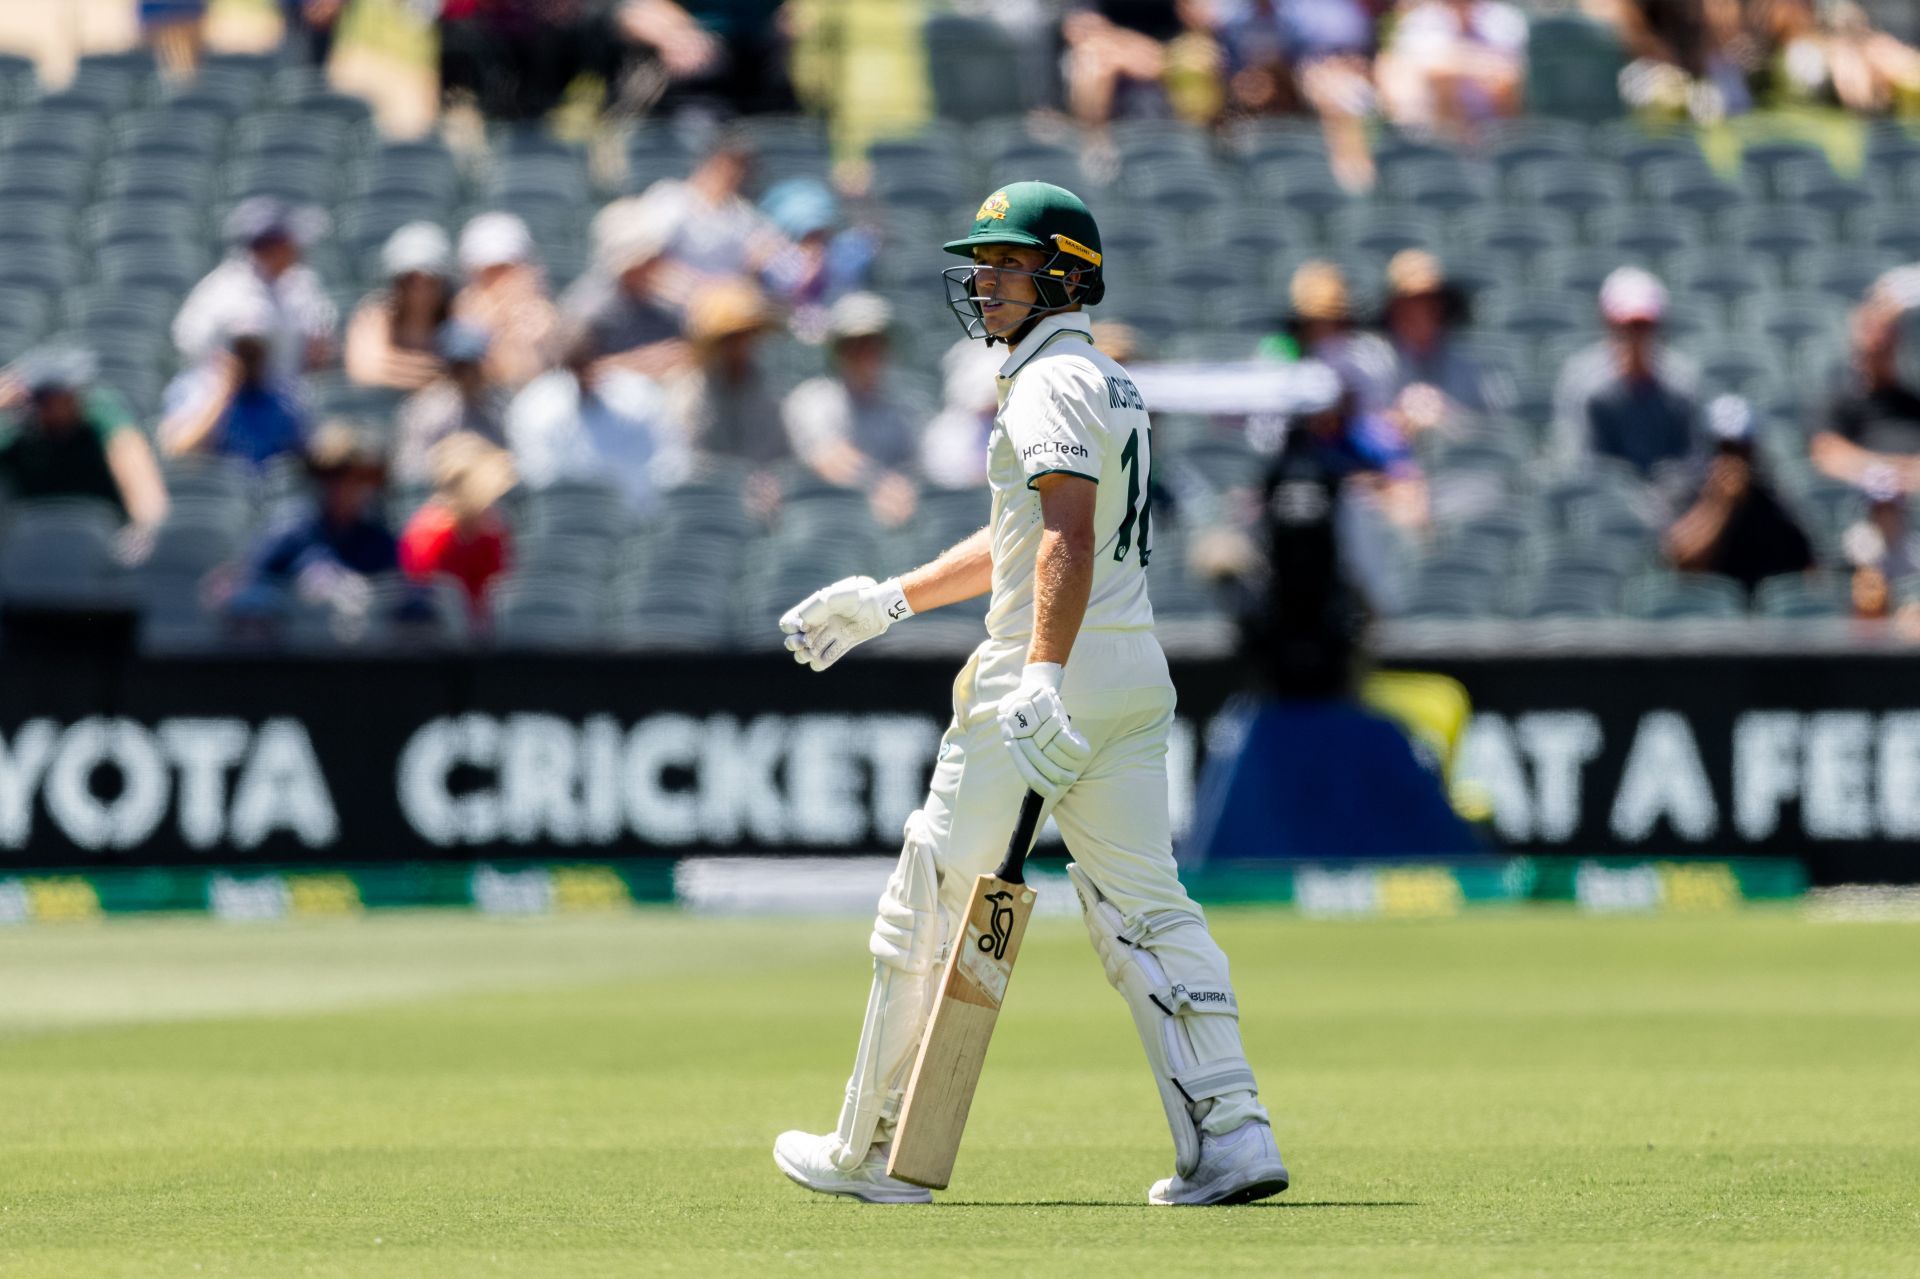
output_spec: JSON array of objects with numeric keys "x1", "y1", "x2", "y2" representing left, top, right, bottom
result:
[{"x1": 0, "y1": 651, "x2": 1914, "y2": 881}]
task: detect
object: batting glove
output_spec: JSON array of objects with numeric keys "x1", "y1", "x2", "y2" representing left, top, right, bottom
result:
[
  {"x1": 779, "y1": 575, "x2": 912, "y2": 672},
  {"x1": 996, "y1": 662, "x2": 1092, "y2": 800}
]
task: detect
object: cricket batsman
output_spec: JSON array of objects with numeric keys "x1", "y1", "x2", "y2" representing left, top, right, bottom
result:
[{"x1": 772, "y1": 182, "x2": 1289, "y2": 1206}]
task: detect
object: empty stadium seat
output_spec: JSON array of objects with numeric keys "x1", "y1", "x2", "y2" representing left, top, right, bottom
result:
[
  {"x1": 1525, "y1": 17, "x2": 1628, "y2": 121},
  {"x1": 1622, "y1": 573, "x2": 1746, "y2": 619},
  {"x1": 1753, "y1": 572, "x2": 1852, "y2": 618},
  {"x1": 0, "y1": 502, "x2": 123, "y2": 602}
]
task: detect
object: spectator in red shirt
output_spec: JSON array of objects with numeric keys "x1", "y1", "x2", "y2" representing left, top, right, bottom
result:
[{"x1": 399, "y1": 432, "x2": 516, "y2": 621}]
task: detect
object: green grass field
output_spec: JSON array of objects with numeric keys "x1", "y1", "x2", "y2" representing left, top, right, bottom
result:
[{"x1": 2, "y1": 907, "x2": 1917, "y2": 1277}]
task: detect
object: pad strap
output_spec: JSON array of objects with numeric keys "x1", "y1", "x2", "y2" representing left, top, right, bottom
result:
[{"x1": 1173, "y1": 1064, "x2": 1258, "y2": 1104}]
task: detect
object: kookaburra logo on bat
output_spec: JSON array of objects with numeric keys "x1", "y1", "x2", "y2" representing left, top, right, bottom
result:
[{"x1": 980, "y1": 891, "x2": 1015, "y2": 960}]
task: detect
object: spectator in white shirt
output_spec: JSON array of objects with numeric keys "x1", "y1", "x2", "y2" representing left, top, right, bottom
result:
[
  {"x1": 625, "y1": 130, "x2": 800, "y2": 294},
  {"x1": 172, "y1": 197, "x2": 337, "y2": 385},
  {"x1": 1378, "y1": 0, "x2": 1529, "y2": 141},
  {"x1": 782, "y1": 292, "x2": 925, "y2": 526},
  {"x1": 452, "y1": 212, "x2": 559, "y2": 390},
  {"x1": 345, "y1": 222, "x2": 455, "y2": 392},
  {"x1": 507, "y1": 325, "x2": 678, "y2": 517}
]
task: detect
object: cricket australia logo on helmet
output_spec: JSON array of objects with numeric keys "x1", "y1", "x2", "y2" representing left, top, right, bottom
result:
[
  {"x1": 980, "y1": 891, "x2": 1016, "y2": 960},
  {"x1": 976, "y1": 190, "x2": 1011, "y2": 221}
]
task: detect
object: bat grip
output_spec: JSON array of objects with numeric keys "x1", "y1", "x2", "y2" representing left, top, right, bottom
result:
[{"x1": 992, "y1": 790, "x2": 1045, "y2": 884}]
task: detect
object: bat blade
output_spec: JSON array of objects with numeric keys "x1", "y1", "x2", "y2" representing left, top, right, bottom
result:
[{"x1": 885, "y1": 872, "x2": 1036, "y2": 1190}]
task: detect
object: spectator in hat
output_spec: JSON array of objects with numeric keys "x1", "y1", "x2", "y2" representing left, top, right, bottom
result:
[
  {"x1": 1274, "y1": 261, "x2": 1397, "y2": 414},
  {"x1": 1664, "y1": 395, "x2": 1814, "y2": 593},
  {"x1": 508, "y1": 323, "x2": 679, "y2": 518},
  {"x1": 760, "y1": 178, "x2": 877, "y2": 335},
  {"x1": 393, "y1": 321, "x2": 512, "y2": 486},
  {"x1": 782, "y1": 292, "x2": 926, "y2": 526},
  {"x1": 452, "y1": 212, "x2": 559, "y2": 389},
  {"x1": 1552, "y1": 267, "x2": 1704, "y2": 478},
  {"x1": 0, "y1": 347, "x2": 168, "y2": 532},
  {"x1": 1810, "y1": 280, "x2": 1920, "y2": 495},
  {"x1": 666, "y1": 278, "x2": 786, "y2": 468},
  {"x1": 400, "y1": 432, "x2": 516, "y2": 620},
  {"x1": 560, "y1": 207, "x2": 690, "y2": 380},
  {"x1": 1381, "y1": 249, "x2": 1492, "y2": 432},
  {"x1": 158, "y1": 299, "x2": 311, "y2": 470},
  {"x1": 625, "y1": 132, "x2": 801, "y2": 294},
  {"x1": 173, "y1": 196, "x2": 337, "y2": 384},
  {"x1": 234, "y1": 423, "x2": 401, "y2": 622},
  {"x1": 346, "y1": 222, "x2": 456, "y2": 392}
]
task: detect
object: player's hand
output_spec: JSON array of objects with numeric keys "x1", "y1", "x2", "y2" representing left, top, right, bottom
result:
[
  {"x1": 996, "y1": 664, "x2": 1092, "y2": 800},
  {"x1": 779, "y1": 575, "x2": 911, "y2": 672}
]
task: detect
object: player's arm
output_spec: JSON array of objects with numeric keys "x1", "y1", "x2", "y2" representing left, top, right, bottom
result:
[
  {"x1": 1027, "y1": 473, "x2": 1095, "y2": 666},
  {"x1": 901, "y1": 526, "x2": 992, "y2": 612},
  {"x1": 995, "y1": 471, "x2": 1095, "y2": 798},
  {"x1": 778, "y1": 527, "x2": 989, "y2": 672}
]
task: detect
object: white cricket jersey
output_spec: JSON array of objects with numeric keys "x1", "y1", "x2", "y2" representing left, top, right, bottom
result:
[{"x1": 983, "y1": 313, "x2": 1155, "y2": 643}]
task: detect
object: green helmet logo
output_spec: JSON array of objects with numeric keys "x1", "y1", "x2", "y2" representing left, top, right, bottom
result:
[{"x1": 942, "y1": 180, "x2": 1106, "y2": 343}]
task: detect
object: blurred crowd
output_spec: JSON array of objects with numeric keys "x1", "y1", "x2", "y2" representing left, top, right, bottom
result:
[
  {"x1": 137, "y1": 3, "x2": 1920, "y2": 192},
  {"x1": 1203, "y1": 247, "x2": 1920, "y2": 627},
  {"x1": 965, "y1": 1, "x2": 1920, "y2": 189},
  {"x1": 3, "y1": 1, "x2": 1919, "y2": 646},
  {"x1": 0, "y1": 125, "x2": 1003, "y2": 638},
  {"x1": 9, "y1": 152, "x2": 1920, "y2": 637}
]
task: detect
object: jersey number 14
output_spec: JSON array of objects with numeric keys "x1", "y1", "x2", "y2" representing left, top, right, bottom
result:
[{"x1": 1114, "y1": 427, "x2": 1152, "y2": 567}]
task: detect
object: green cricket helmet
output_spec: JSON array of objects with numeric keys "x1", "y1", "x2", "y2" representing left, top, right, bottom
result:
[{"x1": 942, "y1": 181, "x2": 1105, "y2": 343}]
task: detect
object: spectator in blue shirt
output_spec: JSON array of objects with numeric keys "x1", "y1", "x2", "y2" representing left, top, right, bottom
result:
[
  {"x1": 229, "y1": 424, "x2": 402, "y2": 626},
  {"x1": 1287, "y1": 358, "x2": 1429, "y2": 532},
  {"x1": 158, "y1": 300, "x2": 309, "y2": 470}
]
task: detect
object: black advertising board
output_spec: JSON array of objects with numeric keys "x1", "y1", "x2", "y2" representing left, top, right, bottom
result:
[{"x1": 0, "y1": 649, "x2": 1915, "y2": 882}]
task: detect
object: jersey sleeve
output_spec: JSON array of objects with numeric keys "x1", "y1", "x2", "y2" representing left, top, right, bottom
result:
[{"x1": 1004, "y1": 358, "x2": 1104, "y2": 489}]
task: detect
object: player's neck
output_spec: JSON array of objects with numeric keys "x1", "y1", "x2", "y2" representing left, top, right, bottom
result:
[{"x1": 1002, "y1": 307, "x2": 1083, "y2": 354}]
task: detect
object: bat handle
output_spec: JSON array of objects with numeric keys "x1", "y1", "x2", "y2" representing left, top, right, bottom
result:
[{"x1": 992, "y1": 790, "x2": 1045, "y2": 884}]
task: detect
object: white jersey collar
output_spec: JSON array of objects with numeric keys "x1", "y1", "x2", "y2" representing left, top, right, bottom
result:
[{"x1": 997, "y1": 312, "x2": 1094, "y2": 382}]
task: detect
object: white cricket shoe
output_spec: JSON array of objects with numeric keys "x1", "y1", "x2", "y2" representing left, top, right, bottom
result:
[
  {"x1": 1148, "y1": 1120, "x2": 1290, "y2": 1206},
  {"x1": 772, "y1": 1130, "x2": 933, "y2": 1204}
]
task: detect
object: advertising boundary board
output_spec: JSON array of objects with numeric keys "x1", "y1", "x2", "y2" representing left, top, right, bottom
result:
[
  {"x1": 0, "y1": 649, "x2": 1914, "y2": 882},
  {"x1": 0, "y1": 856, "x2": 1805, "y2": 924}
]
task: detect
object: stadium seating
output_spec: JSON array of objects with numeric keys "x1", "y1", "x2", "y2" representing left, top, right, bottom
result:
[{"x1": 0, "y1": 25, "x2": 1911, "y2": 652}]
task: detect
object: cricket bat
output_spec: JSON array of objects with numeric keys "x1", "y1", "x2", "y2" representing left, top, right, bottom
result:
[{"x1": 885, "y1": 789, "x2": 1045, "y2": 1190}]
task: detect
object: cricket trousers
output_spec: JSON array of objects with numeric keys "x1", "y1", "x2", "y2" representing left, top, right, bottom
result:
[{"x1": 830, "y1": 628, "x2": 1266, "y2": 1168}]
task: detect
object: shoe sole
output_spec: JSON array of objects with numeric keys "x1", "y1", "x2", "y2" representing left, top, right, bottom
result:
[
  {"x1": 772, "y1": 1148, "x2": 932, "y2": 1205},
  {"x1": 1150, "y1": 1163, "x2": 1291, "y2": 1207}
]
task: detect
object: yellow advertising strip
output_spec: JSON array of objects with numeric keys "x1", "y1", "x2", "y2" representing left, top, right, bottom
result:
[
  {"x1": 1375, "y1": 868, "x2": 1464, "y2": 918},
  {"x1": 286, "y1": 874, "x2": 363, "y2": 917},
  {"x1": 550, "y1": 866, "x2": 631, "y2": 913},
  {"x1": 1657, "y1": 863, "x2": 1740, "y2": 912},
  {"x1": 24, "y1": 877, "x2": 102, "y2": 922}
]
